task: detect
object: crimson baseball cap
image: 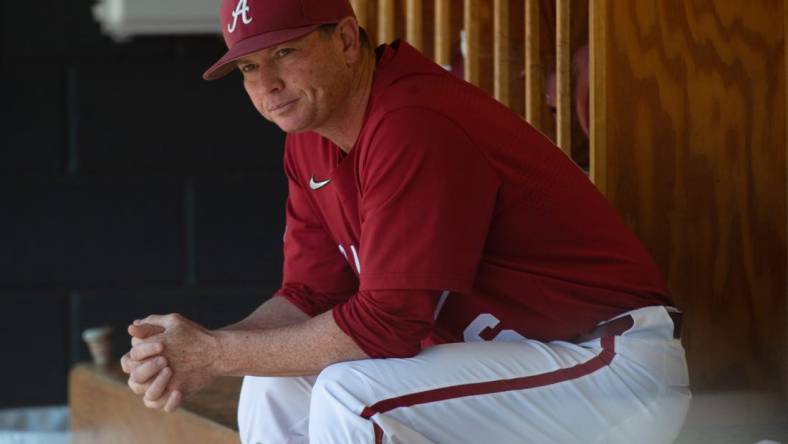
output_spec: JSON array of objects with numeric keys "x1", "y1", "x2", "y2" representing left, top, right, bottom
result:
[{"x1": 203, "y1": 0, "x2": 356, "y2": 80}]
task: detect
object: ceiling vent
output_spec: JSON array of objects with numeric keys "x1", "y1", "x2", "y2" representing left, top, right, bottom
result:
[{"x1": 92, "y1": 0, "x2": 220, "y2": 41}]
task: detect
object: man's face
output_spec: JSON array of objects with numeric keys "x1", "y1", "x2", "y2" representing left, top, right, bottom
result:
[{"x1": 236, "y1": 29, "x2": 352, "y2": 134}]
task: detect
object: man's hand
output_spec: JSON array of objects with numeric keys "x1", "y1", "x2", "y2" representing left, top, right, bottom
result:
[
  {"x1": 121, "y1": 322, "x2": 183, "y2": 412},
  {"x1": 127, "y1": 314, "x2": 221, "y2": 410}
]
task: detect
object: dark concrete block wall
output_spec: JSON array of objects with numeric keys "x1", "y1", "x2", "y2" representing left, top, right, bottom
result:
[{"x1": 1, "y1": 0, "x2": 287, "y2": 407}]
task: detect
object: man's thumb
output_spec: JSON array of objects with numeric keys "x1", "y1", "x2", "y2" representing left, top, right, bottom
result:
[{"x1": 128, "y1": 323, "x2": 165, "y2": 338}]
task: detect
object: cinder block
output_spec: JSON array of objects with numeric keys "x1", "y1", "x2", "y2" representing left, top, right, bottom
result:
[
  {"x1": 0, "y1": 62, "x2": 67, "y2": 174},
  {"x1": 0, "y1": 177, "x2": 183, "y2": 289},
  {"x1": 0, "y1": 292, "x2": 69, "y2": 407},
  {"x1": 193, "y1": 174, "x2": 286, "y2": 285},
  {"x1": 71, "y1": 60, "x2": 285, "y2": 174},
  {"x1": 1, "y1": 1, "x2": 67, "y2": 57}
]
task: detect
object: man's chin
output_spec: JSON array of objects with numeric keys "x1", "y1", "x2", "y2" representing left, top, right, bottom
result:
[
  {"x1": 258, "y1": 113, "x2": 303, "y2": 133},
  {"x1": 275, "y1": 120, "x2": 311, "y2": 134}
]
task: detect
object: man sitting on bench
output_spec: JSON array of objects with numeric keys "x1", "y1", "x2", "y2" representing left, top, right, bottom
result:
[{"x1": 120, "y1": 0, "x2": 690, "y2": 442}]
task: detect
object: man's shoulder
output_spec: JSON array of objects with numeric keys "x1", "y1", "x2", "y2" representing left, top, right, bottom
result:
[
  {"x1": 372, "y1": 73, "x2": 460, "y2": 111},
  {"x1": 370, "y1": 46, "x2": 465, "y2": 114},
  {"x1": 367, "y1": 74, "x2": 492, "y2": 137}
]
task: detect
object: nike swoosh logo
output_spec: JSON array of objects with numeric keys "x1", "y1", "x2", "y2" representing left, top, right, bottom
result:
[{"x1": 309, "y1": 175, "x2": 331, "y2": 190}]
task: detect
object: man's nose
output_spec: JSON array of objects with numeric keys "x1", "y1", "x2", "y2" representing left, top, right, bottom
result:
[{"x1": 254, "y1": 66, "x2": 284, "y2": 95}]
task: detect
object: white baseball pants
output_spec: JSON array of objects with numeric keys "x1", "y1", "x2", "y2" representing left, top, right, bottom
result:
[{"x1": 237, "y1": 305, "x2": 691, "y2": 444}]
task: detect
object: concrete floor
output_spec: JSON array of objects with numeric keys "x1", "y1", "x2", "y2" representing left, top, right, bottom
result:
[
  {"x1": 2, "y1": 394, "x2": 786, "y2": 443},
  {"x1": 0, "y1": 406, "x2": 69, "y2": 444},
  {"x1": 674, "y1": 391, "x2": 787, "y2": 444}
]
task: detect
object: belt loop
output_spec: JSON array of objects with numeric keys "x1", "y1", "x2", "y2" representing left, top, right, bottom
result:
[{"x1": 667, "y1": 310, "x2": 683, "y2": 339}]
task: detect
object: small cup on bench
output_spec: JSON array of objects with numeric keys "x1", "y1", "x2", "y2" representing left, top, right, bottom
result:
[{"x1": 82, "y1": 326, "x2": 113, "y2": 368}]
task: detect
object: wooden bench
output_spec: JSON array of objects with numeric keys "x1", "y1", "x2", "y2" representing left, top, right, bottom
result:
[
  {"x1": 70, "y1": 363, "x2": 788, "y2": 443},
  {"x1": 69, "y1": 364, "x2": 241, "y2": 444}
]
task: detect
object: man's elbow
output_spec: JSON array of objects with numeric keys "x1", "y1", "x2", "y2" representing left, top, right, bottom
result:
[{"x1": 365, "y1": 336, "x2": 425, "y2": 360}]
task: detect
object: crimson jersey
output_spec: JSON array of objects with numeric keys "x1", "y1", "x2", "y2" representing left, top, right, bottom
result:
[{"x1": 279, "y1": 41, "x2": 672, "y2": 357}]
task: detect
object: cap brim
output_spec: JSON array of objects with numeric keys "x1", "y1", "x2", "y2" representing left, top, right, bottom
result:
[{"x1": 203, "y1": 24, "x2": 323, "y2": 80}]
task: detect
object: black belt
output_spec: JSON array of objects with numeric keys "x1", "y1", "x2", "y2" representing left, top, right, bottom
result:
[{"x1": 572, "y1": 310, "x2": 683, "y2": 343}]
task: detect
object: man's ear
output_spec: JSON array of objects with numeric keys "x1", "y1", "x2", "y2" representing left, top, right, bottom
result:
[{"x1": 335, "y1": 16, "x2": 362, "y2": 63}]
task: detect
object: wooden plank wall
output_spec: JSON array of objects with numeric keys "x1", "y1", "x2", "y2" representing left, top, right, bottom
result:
[
  {"x1": 591, "y1": 0, "x2": 786, "y2": 392},
  {"x1": 360, "y1": 0, "x2": 585, "y2": 160},
  {"x1": 353, "y1": 0, "x2": 787, "y2": 394}
]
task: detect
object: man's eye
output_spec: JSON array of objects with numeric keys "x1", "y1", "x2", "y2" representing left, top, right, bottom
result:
[
  {"x1": 276, "y1": 48, "x2": 294, "y2": 58},
  {"x1": 240, "y1": 64, "x2": 257, "y2": 73}
]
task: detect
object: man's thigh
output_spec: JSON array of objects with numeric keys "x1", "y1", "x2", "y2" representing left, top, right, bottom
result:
[{"x1": 308, "y1": 337, "x2": 688, "y2": 444}]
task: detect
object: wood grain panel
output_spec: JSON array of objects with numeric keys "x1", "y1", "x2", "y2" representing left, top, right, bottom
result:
[
  {"x1": 556, "y1": 0, "x2": 571, "y2": 154},
  {"x1": 592, "y1": 0, "x2": 786, "y2": 392},
  {"x1": 406, "y1": 0, "x2": 424, "y2": 50},
  {"x1": 435, "y1": 0, "x2": 451, "y2": 66},
  {"x1": 463, "y1": 0, "x2": 481, "y2": 86},
  {"x1": 506, "y1": 0, "x2": 525, "y2": 117},
  {"x1": 494, "y1": 0, "x2": 511, "y2": 106},
  {"x1": 525, "y1": 0, "x2": 543, "y2": 129},
  {"x1": 590, "y1": 0, "x2": 607, "y2": 190},
  {"x1": 378, "y1": 0, "x2": 396, "y2": 43},
  {"x1": 351, "y1": 0, "x2": 370, "y2": 29},
  {"x1": 785, "y1": 0, "x2": 788, "y2": 401},
  {"x1": 70, "y1": 364, "x2": 241, "y2": 444}
]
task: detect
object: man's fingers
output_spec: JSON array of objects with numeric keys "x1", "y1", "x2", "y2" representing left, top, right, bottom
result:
[
  {"x1": 129, "y1": 342, "x2": 164, "y2": 361},
  {"x1": 121, "y1": 352, "x2": 145, "y2": 374},
  {"x1": 143, "y1": 388, "x2": 182, "y2": 412},
  {"x1": 128, "y1": 322, "x2": 166, "y2": 339},
  {"x1": 137, "y1": 314, "x2": 172, "y2": 328},
  {"x1": 128, "y1": 378, "x2": 148, "y2": 396},
  {"x1": 163, "y1": 390, "x2": 182, "y2": 413},
  {"x1": 144, "y1": 367, "x2": 172, "y2": 402},
  {"x1": 120, "y1": 353, "x2": 132, "y2": 373},
  {"x1": 131, "y1": 357, "x2": 168, "y2": 385},
  {"x1": 136, "y1": 314, "x2": 163, "y2": 324},
  {"x1": 143, "y1": 395, "x2": 168, "y2": 410}
]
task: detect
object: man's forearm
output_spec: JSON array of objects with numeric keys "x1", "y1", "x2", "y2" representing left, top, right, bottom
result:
[
  {"x1": 213, "y1": 310, "x2": 368, "y2": 377},
  {"x1": 220, "y1": 295, "x2": 310, "y2": 332}
]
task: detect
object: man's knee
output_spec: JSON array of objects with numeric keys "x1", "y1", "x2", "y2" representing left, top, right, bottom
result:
[
  {"x1": 310, "y1": 362, "x2": 378, "y2": 443},
  {"x1": 311, "y1": 362, "x2": 360, "y2": 406},
  {"x1": 312, "y1": 361, "x2": 381, "y2": 416}
]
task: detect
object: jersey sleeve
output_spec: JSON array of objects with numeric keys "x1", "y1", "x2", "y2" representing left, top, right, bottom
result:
[
  {"x1": 332, "y1": 289, "x2": 440, "y2": 358},
  {"x1": 278, "y1": 138, "x2": 358, "y2": 317},
  {"x1": 357, "y1": 108, "x2": 500, "y2": 293}
]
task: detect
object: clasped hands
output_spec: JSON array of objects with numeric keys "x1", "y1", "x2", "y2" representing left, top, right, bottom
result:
[{"x1": 120, "y1": 313, "x2": 221, "y2": 413}]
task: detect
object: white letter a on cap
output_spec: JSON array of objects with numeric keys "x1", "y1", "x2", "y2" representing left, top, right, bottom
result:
[{"x1": 227, "y1": 0, "x2": 253, "y2": 33}]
